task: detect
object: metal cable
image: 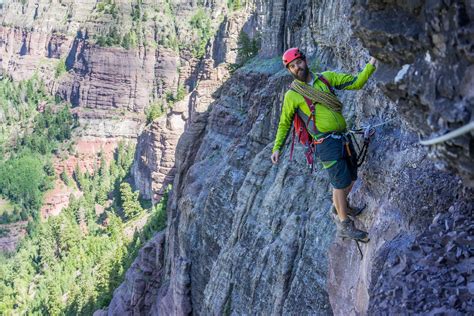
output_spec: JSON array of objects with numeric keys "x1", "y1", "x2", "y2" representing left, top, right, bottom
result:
[{"x1": 420, "y1": 121, "x2": 474, "y2": 145}]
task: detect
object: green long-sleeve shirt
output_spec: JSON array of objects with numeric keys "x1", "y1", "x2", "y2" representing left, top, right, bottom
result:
[{"x1": 272, "y1": 63, "x2": 376, "y2": 153}]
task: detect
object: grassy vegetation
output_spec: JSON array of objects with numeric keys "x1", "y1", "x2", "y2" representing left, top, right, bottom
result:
[
  {"x1": 89, "y1": 0, "x2": 221, "y2": 56},
  {"x1": 92, "y1": 0, "x2": 159, "y2": 50},
  {"x1": 145, "y1": 101, "x2": 165, "y2": 124},
  {"x1": 0, "y1": 75, "x2": 48, "y2": 144},
  {"x1": 95, "y1": 0, "x2": 118, "y2": 18},
  {"x1": 165, "y1": 84, "x2": 186, "y2": 103},
  {"x1": 121, "y1": 30, "x2": 138, "y2": 49},
  {"x1": 94, "y1": 26, "x2": 122, "y2": 47},
  {"x1": 91, "y1": 0, "x2": 122, "y2": 47}
]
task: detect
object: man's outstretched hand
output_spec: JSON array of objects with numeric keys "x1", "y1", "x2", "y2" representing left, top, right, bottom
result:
[
  {"x1": 369, "y1": 57, "x2": 377, "y2": 66},
  {"x1": 271, "y1": 150, "x2": 280, "y2": 164}
]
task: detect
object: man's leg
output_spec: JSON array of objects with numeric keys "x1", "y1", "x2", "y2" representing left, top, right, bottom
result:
[
  {"x1": 333, "y1": 184, "x2": 369, "y2": 242},
  {"x1": 332, "y1": 180, "x2": 355, "y2": 221},
  {"x1": 346, "y1": 180, "x2": 355, "y2": 194}
]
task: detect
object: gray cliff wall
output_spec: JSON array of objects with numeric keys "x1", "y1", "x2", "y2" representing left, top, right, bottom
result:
[{"x1": 3, "y1": 0, "x2": 467, "y2": 314}]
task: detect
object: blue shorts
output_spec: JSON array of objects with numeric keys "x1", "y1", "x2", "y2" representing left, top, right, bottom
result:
[{"x1": 315, "y1": 135, "x2": 358, "y2": 189}]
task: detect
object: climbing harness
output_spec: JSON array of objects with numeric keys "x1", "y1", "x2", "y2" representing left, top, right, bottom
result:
[
  {"x1": 345, "y1": 117, "x2": 397, "y2": 167},
  {"x1": 291, "y1": 125, "x2": 376, "y2": 172},
  {"x1": 346, "y1": 125, "x2": 376, "y2": 167}
]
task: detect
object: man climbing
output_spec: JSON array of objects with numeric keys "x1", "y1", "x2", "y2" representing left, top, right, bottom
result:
[{"x1": 271, "y1": 47, "x2": 377, "y2": 242}]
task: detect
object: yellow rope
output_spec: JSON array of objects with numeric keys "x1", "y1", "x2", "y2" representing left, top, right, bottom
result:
[{"x1": 290, "y1": 80, "x2": 343, "y2": 113}]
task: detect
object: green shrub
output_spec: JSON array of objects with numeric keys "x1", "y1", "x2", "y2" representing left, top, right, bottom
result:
[
  {"x1": 0, "y1": 227, "x2": 8, "y2": 237},
  {"x1": 145, "y1": 102, "x2": 164, "y2": 124},
  {"x1": 227, "y1": 0, "x2": 244, "y2": 11},
  {"x1": 22, "y1": 104, "x2": 74, "y2": 154},
  {"x1": 164, "y1": 84, "x2": 186, "y2": 105},
  {"x1": 96, "y1": 2, "x2": 105, "y2": 11},
  {"x1": 176, "y1": 84, "x2": 186, "y2": 101},
  {"x1": 140, "y1": 186, "x2": 169, "y2": 240},
  {"x1": 120, "y1": 182, "x2": 143, "y2": 219},
  {"x1": 132, "y1": 3, "x2": 141, "y2": 21},
  {"x1": 94, "y1": 27, "x2": 122, "y2": 47},
  {"x1": 229, "y1": 31, "x2": 261, "y2": 72},
  {"x1": 55, "y1": 58, "x2": 67, "y2": 78},
  {"x1": 96, "y1": 0, "x2": 117, "y2": 16},
  {"x1": 122, "y1": 31, "x2": 138, "y2": 49}
]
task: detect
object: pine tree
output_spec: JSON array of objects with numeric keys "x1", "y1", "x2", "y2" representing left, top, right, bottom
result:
[
  {"x1": 60, "y1": 169, "x2": 71, "y2": 186},
  {"x1": 119, "y1": 182, "x2": 142, "y2": 219},
  {"x1": 73, "y1": 164, "x2": 84, "y2": 189}
]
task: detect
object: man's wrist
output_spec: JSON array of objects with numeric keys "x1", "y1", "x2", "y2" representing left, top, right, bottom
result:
[{"x1": 369, "y1": 57, "x2": 377, "y2": 66}]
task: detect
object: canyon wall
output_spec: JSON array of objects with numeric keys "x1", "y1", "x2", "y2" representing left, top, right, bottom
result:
[
  {"x1": 102, "y1": 0, "x2": 472, "y2": 314},
  {"x1": 2, "y1": 0, "x2": 472, "y2": 314}
]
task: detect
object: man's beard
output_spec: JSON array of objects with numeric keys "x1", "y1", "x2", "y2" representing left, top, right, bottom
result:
[{"x1": 291, "y1": 66, "x2": 309, "y2": 82}]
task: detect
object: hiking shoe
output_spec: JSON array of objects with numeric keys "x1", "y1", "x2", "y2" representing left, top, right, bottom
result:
[
  {"x1": 337, "y1": 218, "x2": 369, "y2": 243},
  {"x1": 331, "y1": 204, "x2": 366, "y2": 218},
  {"x1": 347, "y1": 205, "x2": 366, "y2": 218}
]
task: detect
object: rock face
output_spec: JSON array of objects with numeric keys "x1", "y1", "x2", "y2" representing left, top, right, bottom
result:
[
  {"x1": 103, "y1": 0, "x2": 473, "y2": 315},
  {"x1": 368, "y1": 201, "x2": 473, "y2": 314},
  {"x1": 0, "y1": 0, "x2": 231, "y2": 133},
  {"x1": 57, "y1": 44, "x2": 158, "y2": 112},
  {"x1": 351, "y1": 0, "x2": 474, "y2": 187},
  {"x1": 3, "y1": 0, "x2": 473, "y2": 315},
  {"x1": 131, "y1": 106, "x2": 185, "y2": 202}
]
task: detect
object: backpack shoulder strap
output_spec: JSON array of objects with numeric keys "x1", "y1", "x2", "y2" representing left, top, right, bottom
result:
[
  {"x1": 300, "y1": 94, "x2": 320, "y2": 135},
  {"x1": 317, "y1": 73, "x2": 336, "y2": 95},
  {"x1": 289, "y1": 87, "x2": 319, "y2": 135},
  {"x1": 302, "y1": 96, "x2": 315, "y2": 113}
]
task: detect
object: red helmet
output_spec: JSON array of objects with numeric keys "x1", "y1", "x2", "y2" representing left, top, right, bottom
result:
[{"x1": 282, "y1": 47, "x2": 305, "y2": 67}]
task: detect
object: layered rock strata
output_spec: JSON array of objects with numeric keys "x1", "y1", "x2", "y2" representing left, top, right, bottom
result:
[{"x1": 131, "y1": 9, "x2": 249, "y2": 203}]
